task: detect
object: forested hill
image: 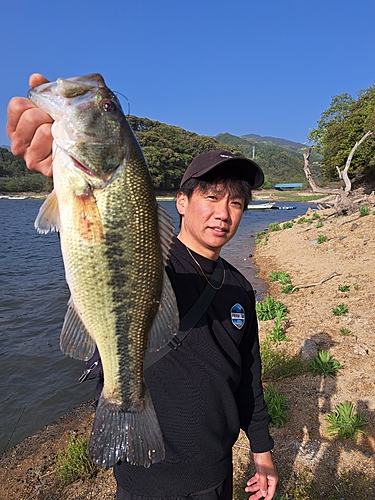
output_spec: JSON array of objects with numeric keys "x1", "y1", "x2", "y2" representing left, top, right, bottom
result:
[
  {"x1": 0, "y1": 116, "x2": 316, "y2": 193},
  {"x1": 215, "y1": 133, "x2": 321, "y2": 188},
  {"x1": 242, "y1": 134, "x2": 305, "y2": 151}
]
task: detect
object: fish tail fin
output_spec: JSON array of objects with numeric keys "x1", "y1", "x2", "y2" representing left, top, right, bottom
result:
[{"x1": 88, "y1": 390, "x2": 165, "y2": 468}]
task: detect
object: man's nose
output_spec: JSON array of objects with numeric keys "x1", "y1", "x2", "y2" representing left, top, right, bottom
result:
[{"x1": 214, "y1": 200, "x2": 230, "y2": 220}]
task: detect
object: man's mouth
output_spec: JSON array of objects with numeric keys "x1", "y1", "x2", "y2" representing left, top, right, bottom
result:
[{"x1": 210, "y1": 226, "x2": 229, "y2": 235}]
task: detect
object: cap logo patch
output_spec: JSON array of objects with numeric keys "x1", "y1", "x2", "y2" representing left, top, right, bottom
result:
[
  {"x1": 220, "y1": 154, "x2": 233, "y2": 159},
  {"x1": 231, "y1": 303, "x2": 245, "y2": 330}
]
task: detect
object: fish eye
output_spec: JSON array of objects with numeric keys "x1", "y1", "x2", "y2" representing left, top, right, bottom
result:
[{"x1": 101, "y1": 100, "x2": 117, "y2": 112}]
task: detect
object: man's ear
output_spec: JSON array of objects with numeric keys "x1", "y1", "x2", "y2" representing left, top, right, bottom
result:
[{"x1": 176, "y1": 192, "x2": 187, "y2": 215}]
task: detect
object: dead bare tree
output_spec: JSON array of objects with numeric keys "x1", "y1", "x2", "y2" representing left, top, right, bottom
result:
[
  {"x1": 303, "y1": 131, "x2": 373, "y2": 213},
  {"x1": 336, "y1": 130, "x2": 373, "y2": 193}
]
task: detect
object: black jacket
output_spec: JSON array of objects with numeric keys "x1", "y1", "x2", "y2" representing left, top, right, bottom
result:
[{"x1": 114, "y1": 237, "x2": 273, "y2": 496}]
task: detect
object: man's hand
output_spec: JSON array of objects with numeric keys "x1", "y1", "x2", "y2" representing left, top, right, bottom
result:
[
  {"x1": 6, "y1": 74, "x2": 54, "y2": 177},
  {"x1": 245, "y1": 451, "x2": 278, "y2": 499}
]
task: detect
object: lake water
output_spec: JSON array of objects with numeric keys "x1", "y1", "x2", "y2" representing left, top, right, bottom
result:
[{"x1": 0, "y1": 197, "x2": 314, "y2": 454}]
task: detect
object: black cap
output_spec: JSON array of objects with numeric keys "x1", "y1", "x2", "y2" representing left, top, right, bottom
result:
[{"x1": 179, "y1": 150, "x2": 264, "y2": 189}]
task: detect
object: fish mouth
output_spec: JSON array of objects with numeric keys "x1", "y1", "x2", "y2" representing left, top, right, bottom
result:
[
  {"x1": 70, "y1": 155, "x2": 119, "y2": 183},
  {"x1": 71, "y1": 157, "x2": 98, "y2": 178}
]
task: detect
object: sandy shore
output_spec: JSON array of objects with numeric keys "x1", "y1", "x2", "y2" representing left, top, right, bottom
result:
[{"x1": 2, "y1": 202, "x2": 375, "y2": 499}]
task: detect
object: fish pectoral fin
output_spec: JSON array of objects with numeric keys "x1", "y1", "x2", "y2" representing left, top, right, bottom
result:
[
  {"x1": 60, "y1": 297, "x2": 96, "y2": 361},
  {"x1": 147, "y1": 270, "x2": 180, "y2": 351},
  {"x1": 73, "y1": 190, "x2": 104, "y2": 244},
  {"x1": 88, "y1": 389, "x2": 165, "y2": 468},
  {"x1": 34, "y1": 190, "x2": 60, "y2": 234},
  {"x1": 158, "y1": 204, "x2": 175, "y2": 265}
]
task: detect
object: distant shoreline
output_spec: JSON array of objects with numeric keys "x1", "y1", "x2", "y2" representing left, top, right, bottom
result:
[{"x1": 0, "y1": 189, "x2": 325, "y2": 203}]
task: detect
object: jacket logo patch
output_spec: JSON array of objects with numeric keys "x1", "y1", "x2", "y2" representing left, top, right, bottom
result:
[{"x1": 231, "y1": 303, "x2": 245, "y2": 330}]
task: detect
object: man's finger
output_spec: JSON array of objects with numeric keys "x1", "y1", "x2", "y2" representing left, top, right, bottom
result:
[{"x1": 29, "y1": 73, "x2": 50, "y2": 88}]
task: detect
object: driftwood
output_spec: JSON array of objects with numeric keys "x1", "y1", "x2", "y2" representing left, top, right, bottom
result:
[
  {"x1": 291, "y1": 272, "x2": 340, "y2": 293},
  {"x1": 303, "y1": 131, "x2": 373, "y2": 214}
]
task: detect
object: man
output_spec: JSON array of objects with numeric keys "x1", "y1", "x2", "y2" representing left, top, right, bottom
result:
[{"x1": 7, "y1": 74, "x2": 278, "y2": 499}]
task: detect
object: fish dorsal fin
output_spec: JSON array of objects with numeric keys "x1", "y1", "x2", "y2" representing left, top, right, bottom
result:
[
  {"x1": 60, "y1": 297, "x2": 96, "y2": 361},
  {"x1": 158, "y1": 204, "x2": 175, "y2": 266},
  {"x1": 147, "y1": 270, "x2": 180, "y2": 352},
  {"x1": 34, "y1": 190, "x2": 61, "y2": 234}
]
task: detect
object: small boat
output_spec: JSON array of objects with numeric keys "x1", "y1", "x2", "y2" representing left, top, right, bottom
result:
[
  {"x1": 276, "y1": 205, "x2": 296, "y2": 210},
  {"x1": 6, "y1": 196, "x2": 28, "y2": 200},
  {"x1": 247, "y1": 202, "x2": 276, "y2": 210}
]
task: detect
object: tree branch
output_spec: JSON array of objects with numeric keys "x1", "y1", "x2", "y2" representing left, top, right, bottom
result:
[
  {"x1": 291, "y1": 272, "x2": 340, "y2": 293},
  {"x1": 303, "y1": 148, "x2": 341, "y2": 194}
]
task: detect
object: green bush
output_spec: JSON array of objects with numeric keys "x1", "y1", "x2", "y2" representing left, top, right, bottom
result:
[
  {"x1": 269, "y1": 271, "x2": 292, "y2": 285},
  {"x1": 269, "y1": 222, "x2": 281, "y2": 232},
  {"x1": 317, "y1": 234, "x2": 327, "y2": 244},
  {"x1": 256, "y1": 297, "x2": 288, "y2": 321}
]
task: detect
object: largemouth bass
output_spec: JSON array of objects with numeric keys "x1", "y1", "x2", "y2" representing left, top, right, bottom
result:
[{"x1": 28, "y1": 74, "x2": 179, "y2": 468}]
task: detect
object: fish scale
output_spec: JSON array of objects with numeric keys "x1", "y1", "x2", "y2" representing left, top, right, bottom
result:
[{"x1": 29, "y1": 74, "x2": 179, "y2": 468}]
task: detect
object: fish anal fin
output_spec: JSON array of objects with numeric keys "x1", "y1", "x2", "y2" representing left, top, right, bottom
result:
[
  {"x1": 34, "y1": 190, "x2": 60, "y2": 234},
  {"x1": 147, "y1": 270, "x2": 180, "y2": 352},
  {"x1": 88, "y1": 390, "x2": 164, "y2": 468},
  {"x1": 60, "y1": 297, "x2": 96, "y2": 361},
  {"x1": 73, "y1": 190, "x2": 104, "y2": 244}
]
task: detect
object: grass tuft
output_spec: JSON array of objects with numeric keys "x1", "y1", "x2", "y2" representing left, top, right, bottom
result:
[
  {"x1": 332, "y1": 304, "x2": 348, "y2": 316},
  {"x1": 340, "y1": 327, "x2": 353, "y2": 336},
  {"x1": 55, "y1": 433, "x2": 100, "y2": 486},
  {"x1": 260, "y1": 340, "x2": 307, "y2": 381},
  {"x1": 264, "y1": 383, "x2": 288, "y2": 428},
  {"x1": 359, "y1": 205, "x2": 370, "y2": 217},
  {"x1": 326, "y1": 401, "x2": 368, "y2": 441},
  {"x1": 308, "y1": 350, "x2": 344, "y2": 378},
  {"x1": 266, "y1": 312, "x2": 291, "y2": 346}
]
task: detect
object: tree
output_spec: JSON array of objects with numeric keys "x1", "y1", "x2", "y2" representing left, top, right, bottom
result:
[
  {"x1": 308, "y1": 93, "x2": 355, "y2": 152},
  {"x1": 309, "y1": 85, "x2": 375, "y2": 182}
]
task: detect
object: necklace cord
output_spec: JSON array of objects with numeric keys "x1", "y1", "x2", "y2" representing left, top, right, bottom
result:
[{"x1": 185, "y1": 246, "x2": 226, "y2": 290}]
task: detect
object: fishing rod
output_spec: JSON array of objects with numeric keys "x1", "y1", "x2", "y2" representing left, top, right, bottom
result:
[{"x1": 1, "y1": 405, "x2": 26, "y2": 457}]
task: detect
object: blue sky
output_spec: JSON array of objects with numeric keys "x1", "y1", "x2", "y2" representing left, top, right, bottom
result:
[{"x1": 1, "y1": 0, "x2": 375, "y2": 147}]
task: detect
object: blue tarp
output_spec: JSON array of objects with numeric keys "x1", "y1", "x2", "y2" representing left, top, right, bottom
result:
[{"x1": 274, "y1": 183, "x2": 303, "y2": 190}]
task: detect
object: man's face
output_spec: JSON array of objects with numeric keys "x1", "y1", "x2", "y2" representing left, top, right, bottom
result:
[{"x1": 176, "y1": 184, "x2": 245, "y2": 259}]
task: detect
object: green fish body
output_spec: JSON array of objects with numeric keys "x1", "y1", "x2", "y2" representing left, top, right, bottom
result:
[{"x1": 29, "y1": 74, "x2": 179, "y2": 468}]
